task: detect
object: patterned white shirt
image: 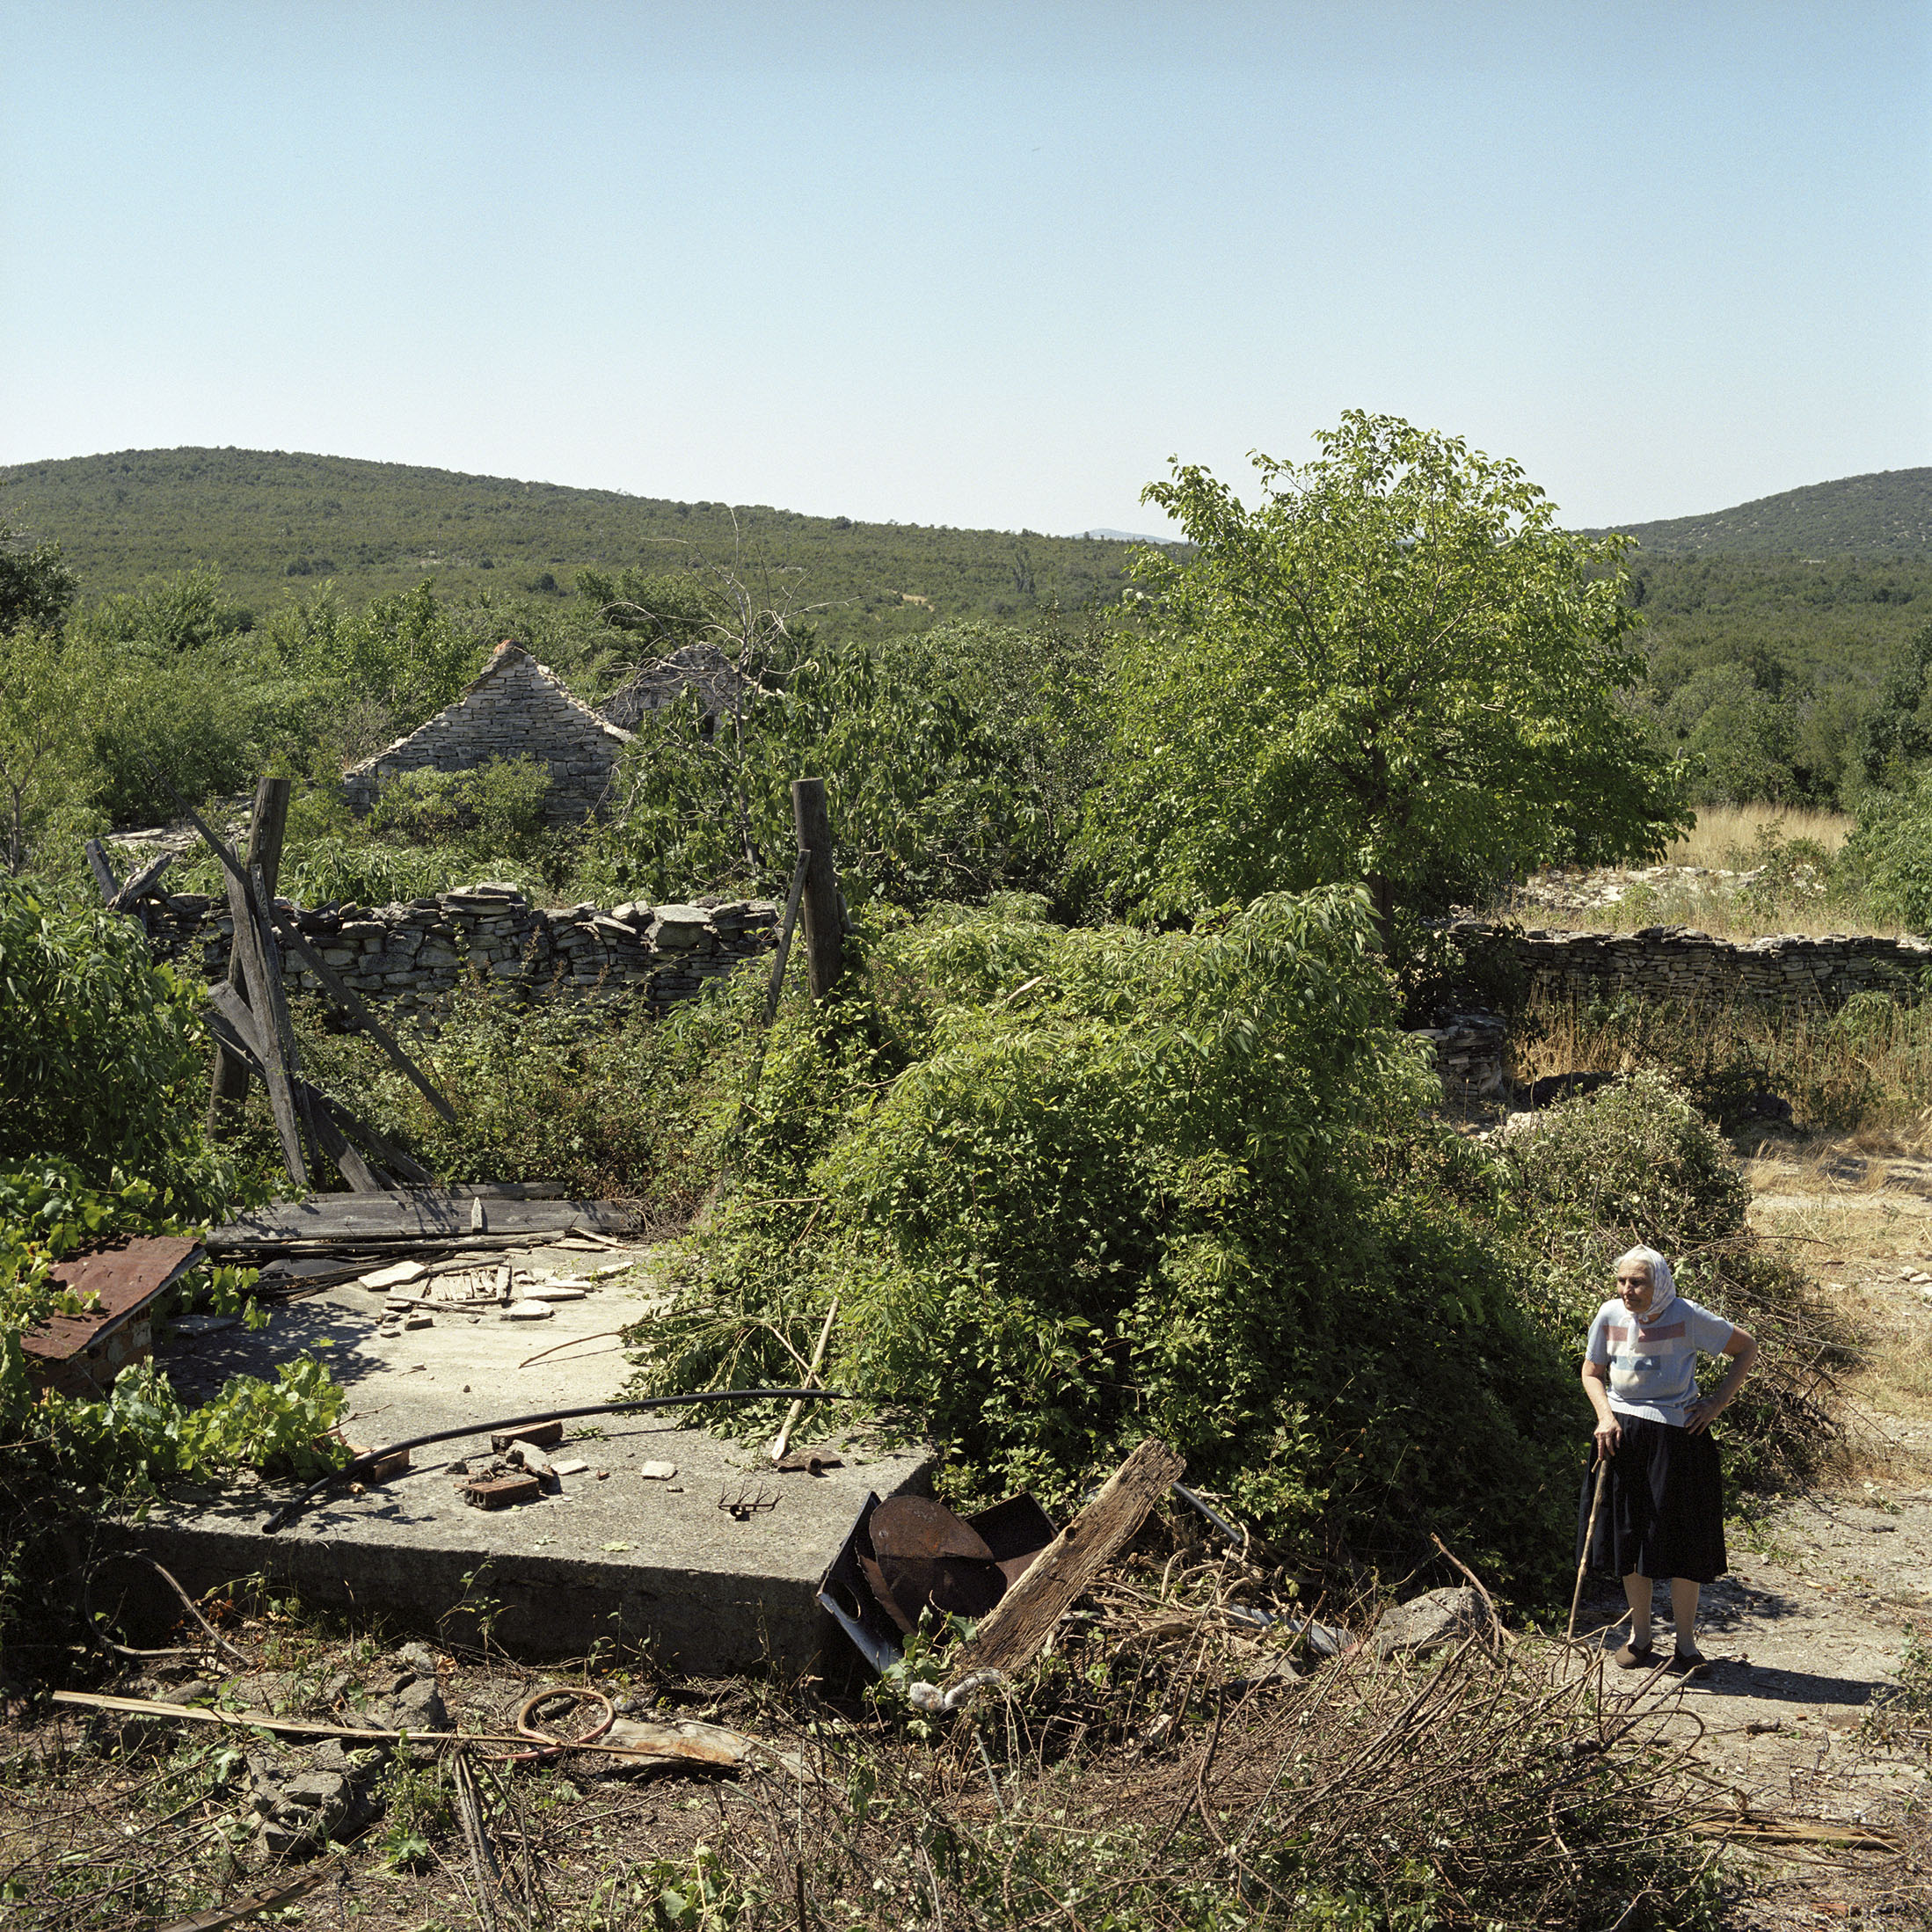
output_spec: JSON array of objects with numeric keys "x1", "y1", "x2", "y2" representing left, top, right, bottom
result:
[{"x1": 1586, "y1": 1294, "x2": 1735, "y2": 1428}]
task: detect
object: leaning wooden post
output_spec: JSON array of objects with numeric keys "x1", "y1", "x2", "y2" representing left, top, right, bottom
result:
[
  {"x1": 208, "y1": 776, "x2": 291, "y2": 1133},
  {"x1": 789, "y1": 776, "x2": 843, "y2": 999}
]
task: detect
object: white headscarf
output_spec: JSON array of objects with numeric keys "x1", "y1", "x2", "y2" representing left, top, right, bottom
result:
[{"x1": 1615, "y1": 1245, "x2": 1678, "y2": 1320}]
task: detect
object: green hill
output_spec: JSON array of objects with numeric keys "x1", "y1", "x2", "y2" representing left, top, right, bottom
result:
[
  {"x1": 1601, "y1": 467, "x2": 1932, "y2": 557},
  {"x1": 0, "y1": 446, "x2": 1142, "y2": 637}
]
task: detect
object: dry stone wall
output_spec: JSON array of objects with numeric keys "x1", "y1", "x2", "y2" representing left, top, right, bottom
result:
[
  {"x1": 143, "y1": 884, "x2": 779, "y2": 1020},
  {"x1": 1446, "y1": 918, "x2": 1932, "y2": 1007},
  {"x1": 342, "y1": 644, "x2": 632, "y2": 827}
]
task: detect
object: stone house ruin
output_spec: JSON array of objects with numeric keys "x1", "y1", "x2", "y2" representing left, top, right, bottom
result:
[
  {"x1": 342, "y1": 642, "x2": 633, "y2": 827},
  {"x1": 597, "y1": 640, "x2": 759, "y2": 733}
]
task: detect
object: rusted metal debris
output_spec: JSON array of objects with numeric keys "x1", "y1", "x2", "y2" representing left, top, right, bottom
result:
[
  {"x1": 22, "y1": 1236, "x2": 205, "y2": 1399},
  {"x1": 819, "y1": 1489, "x2": 1059, "y2": 1668},
  {"x1": 719, "y1": 1480, "x2": 781, "y2": 1522}
]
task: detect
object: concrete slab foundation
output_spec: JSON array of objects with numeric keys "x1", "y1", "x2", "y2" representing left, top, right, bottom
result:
[{"x1": 133, "y1": 1242, "x2": 932, "y2": 1674}]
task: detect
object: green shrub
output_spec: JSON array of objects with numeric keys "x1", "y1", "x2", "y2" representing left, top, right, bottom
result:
[
  {"x1": 1844, "y1": 765, "x2": 1932, "y2": 932},
  {"x1": 0, "y1": 879, "x2": 238, "y2": 1200},
  {"x1": 633, "y1": 890, "x2": 1579, "y2": 1595}
]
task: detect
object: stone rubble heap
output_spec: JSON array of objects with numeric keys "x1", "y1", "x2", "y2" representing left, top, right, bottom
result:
[{"x1": 141, "y1": 880, "x2": 780, "y2": 1019}]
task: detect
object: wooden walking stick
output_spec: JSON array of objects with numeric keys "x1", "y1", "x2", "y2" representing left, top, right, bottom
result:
[{"x1": 1568, "y1": 1454, "x2": 1610, "y2": 1642}]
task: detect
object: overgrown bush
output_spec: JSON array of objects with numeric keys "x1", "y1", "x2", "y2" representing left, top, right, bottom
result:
[
  {"x1": 285, "y1": 967, "x2": 749, "y2": 1212},
  {"x1": 0, "y1": 880, "x2": 238, "y2": 1199},
  {"x1": 1844, "y1": 764, "x2": 1932, "y2": 933},
  {"x1": 631, "y1": 890, "x2": 1580, "y2": 1597}
]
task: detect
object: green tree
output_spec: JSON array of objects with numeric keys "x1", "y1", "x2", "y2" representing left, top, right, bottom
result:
[
  {"x1": 0, "y1": 501, "x2": 80, "y2": 636},
  {"x1": 0, "y1": 631, "x2": 100, "y2": 874},
  {"x1": 1859, "y1": 617, "x2": 1932, "y2": 786},
  {"x1": 1086, "y1": 412, "x2": 1690, "y2": 934}
]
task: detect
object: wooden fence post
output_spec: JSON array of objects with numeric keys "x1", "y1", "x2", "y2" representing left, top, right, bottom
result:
[
  {"x1": 790, "y1": 776, "x2": 844, "y2": 999},
  {"x1": 208, "y1": 776, "x2": 291, "y2": 1133}
]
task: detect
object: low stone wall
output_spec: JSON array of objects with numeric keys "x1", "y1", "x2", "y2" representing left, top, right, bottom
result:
[
  {"x1": 1443, "y1": 918, "x2": 1932, "y2": 1007},
  {"x1": 145, "y1": 883, "x2": 779, "y2": 1019}
]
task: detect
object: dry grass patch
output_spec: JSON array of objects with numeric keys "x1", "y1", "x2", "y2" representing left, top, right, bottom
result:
[{"x1": 1664, "y1": 802, "x2": 1855, "y2": 866}]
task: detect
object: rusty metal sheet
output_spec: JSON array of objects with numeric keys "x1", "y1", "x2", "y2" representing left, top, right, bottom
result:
[
  {"x1": 867, "y1": 1495, "x2": 1008, "y2": 1629},
  {"x1": 20, "y1": 1236, "x2": 203, "y2": 1367}
]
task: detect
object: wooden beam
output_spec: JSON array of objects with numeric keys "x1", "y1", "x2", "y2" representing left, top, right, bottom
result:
[
  {"x1": 264, "y1": 911, "x2": 457, "y2": 1125},
  {"x1": 209, "y1": 777, "x2": 290, "y2": 1131},
  {"x1": 943, "y1": 1435, "x2": 1185, "y2": 1690},
  {"x1": 84, "y1": 838, "x2": 121, "y2": 908},
  {"x1": 221, "y1": 857, "x2": 309, "y2": 1191},
  {"x1": 112, "y1": 849, "x2": 175, "y2": 912},
  {"x1": 305, "y1": 1091, "x2": 390, "y2": 1193},
  {"x1": 790, "y1": 777, "x2": 844, "y2": 998},
  {"x1": 323, "y1": 1094, "x2": 439, "y2": 1186},
  {"x1": 160, "y1": 772, "x2": 455, "y2": 1128}
]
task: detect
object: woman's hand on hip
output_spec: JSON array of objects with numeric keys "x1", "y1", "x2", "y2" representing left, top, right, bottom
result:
[{"x1": 1593, "y1": 1417, "x2": 1621, "y2": 1459}]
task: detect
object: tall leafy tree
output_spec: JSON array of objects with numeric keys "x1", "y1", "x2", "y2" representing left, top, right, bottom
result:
[
  {"x1": 0, "y1": 503, "x2": 79, "y2": 637},
  {"x1": 1088, "y1": 412, "x2": 1690, "y2": 933}
]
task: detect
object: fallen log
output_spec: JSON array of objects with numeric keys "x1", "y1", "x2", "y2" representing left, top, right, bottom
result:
[{"x1": 942, "y1": 1435, "x2": 1185, "y2": 1691}]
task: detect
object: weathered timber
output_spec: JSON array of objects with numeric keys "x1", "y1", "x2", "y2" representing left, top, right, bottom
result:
[
  {"x1": 210, "y1": 776, "x2": 290, "y2": 1126},
  {"x1": 207, "y1": 981, "x2": 273, "y2": 1068},
  {"x1": 266, "y1": 909, "x2": 457, "y2": 1125},
  {"x1": 112, "y1": 850, "x2": 174, "y2": 912},
  {"x1": 205, "y1": 1195, "x2": 643, "y2": 1252},
  {"x1": 791, "y1": 777, "x2": 844, "y2": 998},
  {"x1": 325, "y1": 1097, "x2": 438, "y2": 1187},
  {"x1": 943, "y1": 1435, "x2": 1185, "y2": 1688},
  {"x1": 164, "y1": 774, "x2": 455, "y2": 1126},
  {"x1": 84, "y1": 838, "x2": 121, "y2": 906},
  {"x1": 307, "y1": 1095, "x2": 390, "y2": 1193},
  {"x1": 763, "y1": 848, "x2": 812, "y2": 1027},
  {"x1": 222, "y1": 857, "x2": 309, "y2": 1190}
]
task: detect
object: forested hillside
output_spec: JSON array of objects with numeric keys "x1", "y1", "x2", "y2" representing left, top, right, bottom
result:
[
  {"x1": 1601, "y1": 466, "x2": 1932, "y2": 557},
  {"x1": 0, "y1": 448, "x2": 1140, "y2": 638}
]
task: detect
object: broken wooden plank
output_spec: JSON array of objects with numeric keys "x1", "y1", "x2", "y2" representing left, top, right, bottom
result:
[
  {"x1": 145, "y1": 769, "x2": 455, "y2": 1128},
  {"x1": 112, "y1": 849, "x2": 175, "y2": 912},
  {"x1": 221, "y1": 858, "x2": 309, "y2": 1191},
  {"x1": 321, "y1": 1090, "x2": 438, "y2": 1187},
  {"x1": 943, "y1": 1435, "x2": 1185, "y2": 1689},
  {"x1": 205, "y1": 1195, "x2": 644, "y2": 1249},
  {"x1": 209, "y1": 776, "x2": 289, "y2": 1127},
  {"x1": 266, "y1": 909, "x2": 457, "y2": 1125},
  {"x1": 207, "y1": 981, "x2": 273, "y2": 1068},
  {"x1": 84, "y1": 838, "x2": 122, "y2": 907},
  {"x1": 306, "y1": 1091, "x2": 390, "y2": 1193}
]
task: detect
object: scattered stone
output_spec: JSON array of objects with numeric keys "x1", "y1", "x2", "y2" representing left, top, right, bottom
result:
[
  {"x1": 501, "y1": 1303, "x2": 554, "y2": 1321},
  {"x1": 639, "y1": 1462, "x2": 678, "y2": 1481},
  {"x1": 360, "y1": 1260, "x2": 429, "y2": 1291},
  {"x1": 552, "y1": 1458, "x2": 591, "y2": 1476},
  {"x1": 173, "y1": 1314, "x2": 239, "y2": 1337},
  {"x1": 403, "y1": 1312, "x2": 434, "y2": 1330},
  {"x1": 1373, "y1": 1586, "x2": 1492, "y2": 1661},
  {"x1": 521, "y1": 1286, "x2": 587, "y2": 1302}
]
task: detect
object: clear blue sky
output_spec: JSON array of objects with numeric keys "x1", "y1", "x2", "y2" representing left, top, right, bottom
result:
[{"x1": 3, "y1": 1, "x2": 1927, "y2": 536}]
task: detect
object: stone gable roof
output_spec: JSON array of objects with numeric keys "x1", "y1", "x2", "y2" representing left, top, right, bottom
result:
[{"x1": 343, "y1": 642, "x2": 634, "y2": 827}]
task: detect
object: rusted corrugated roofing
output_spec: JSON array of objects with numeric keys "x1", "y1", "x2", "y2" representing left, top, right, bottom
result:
[{"x1": 19, "y1": 1236, "x2": 204, "y2": 1364}]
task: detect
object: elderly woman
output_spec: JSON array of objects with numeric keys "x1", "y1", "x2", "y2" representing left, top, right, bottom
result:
[{"x1": 1579, "y1": 1246, "x2": 1758, "y2": 1671}]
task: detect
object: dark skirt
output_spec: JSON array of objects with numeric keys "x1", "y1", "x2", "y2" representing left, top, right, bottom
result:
[{"x1": 1575, "y1": 1414, "x2": 1726, "y2": 1585}]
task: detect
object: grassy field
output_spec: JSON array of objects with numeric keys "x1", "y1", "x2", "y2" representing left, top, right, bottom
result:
[{"x1": 1663, "y1": 800, "x2": 1855, "y2": 864}]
